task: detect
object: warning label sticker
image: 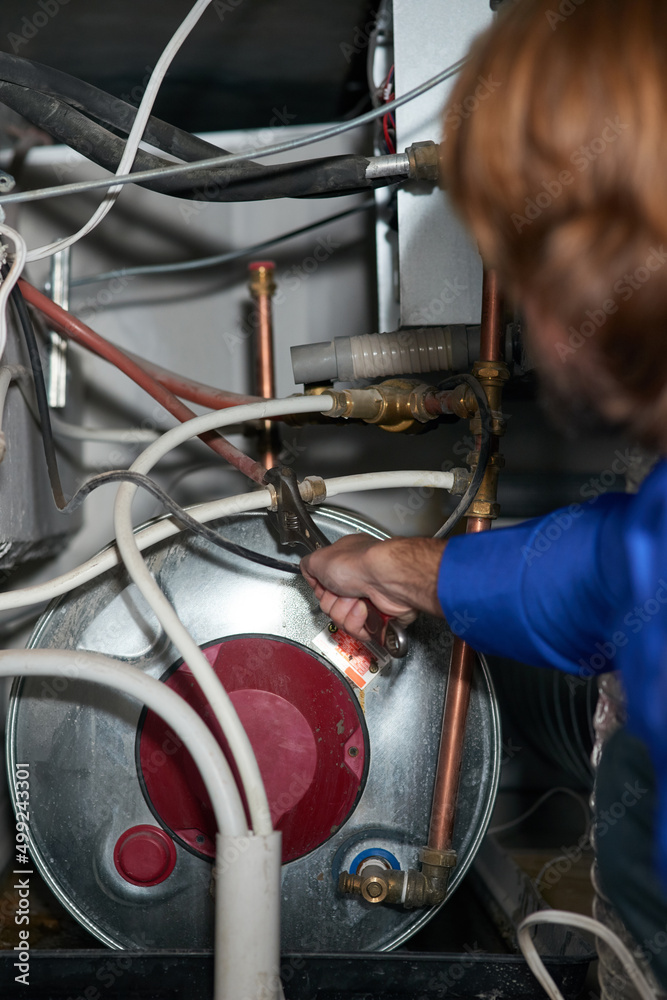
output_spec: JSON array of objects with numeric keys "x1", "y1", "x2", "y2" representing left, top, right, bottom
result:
[{"x1": 312, "y1": 626, "x2": 390, "y2": 690}]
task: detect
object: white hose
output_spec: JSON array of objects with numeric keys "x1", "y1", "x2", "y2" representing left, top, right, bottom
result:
[
  {"x1": 0, "y1": 465, "x2": 458, "y2": 614},
  {"x1": 518, "y1": 911, "x2": 657, "y2": 1000},
  {"x1": 0, "y1": 225, "x2": 27, "y2": 362},
  {"x1": 0, "y1": 648, "x2": 246, "y2": 837},
  {"x1": 0, "y1": 649, "x2": 268, "y2": 1000},
  {"x1": 26, "y1": 0, "x2": 218, "y2": 263},
  {"x1": 112, "y1": 395, "x2": 335, "y2": 836},
  {"x1": 50, "y1": 415, "x2": 160, "y2": 443},
  {"x1": 324, "y1": 470, "x2": 454, "y2": 496}
]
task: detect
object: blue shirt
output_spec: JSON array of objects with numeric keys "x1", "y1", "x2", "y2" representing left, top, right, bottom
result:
[{"x1": 438, "y1": 459, "x2": 667, "y2": 883}]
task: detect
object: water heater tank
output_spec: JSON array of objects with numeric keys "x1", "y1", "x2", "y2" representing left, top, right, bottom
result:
[{"x1": 8, "y1": 506, "x2": 500, "y2": 952}]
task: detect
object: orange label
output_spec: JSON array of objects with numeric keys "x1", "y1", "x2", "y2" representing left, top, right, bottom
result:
[{"x1": 312, "y1": 627, "x2": 389, "y2": 690}]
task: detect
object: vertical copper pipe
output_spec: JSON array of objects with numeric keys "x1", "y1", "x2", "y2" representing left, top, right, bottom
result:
[
  {"x1": 428, "y1": 269, "x2": 504, "y2": 854},
  {"x1": 480, "y1": 269, "x2": 503, "y2": 362},
  {"x1": 248, "y1": 261, "x2": 279, "y2": 468}
]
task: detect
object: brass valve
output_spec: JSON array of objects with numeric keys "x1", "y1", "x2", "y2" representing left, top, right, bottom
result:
[
  {"x1": 323, "y1": 380, "x2": 442, "y2": 432},
  {"x1": 338, "y1": 847, "x2": 457, "y2": 909}
]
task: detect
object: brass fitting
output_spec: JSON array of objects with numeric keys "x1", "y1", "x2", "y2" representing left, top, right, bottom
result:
[
  {"x1": 338, "y1": 847, "x2": 457, "y2": 909},
  {"x1": 321, "y1": 380, "x2": 440, "y2": 432},
  {"x1": 449, "y1": 467, "x2": 472, "y2": 496},
  {"x1": 405, "y1": 141, "x2": 441, "y2": 183},
  {"x1": 470, "y1": 360, "x2": 510, "y2": 438},
  {"x1": 248, "y1": 262, "x2": 276, "y2": 298},
  {"x1": 299, "y1": 475, "x2": 327, "y2": 505}
]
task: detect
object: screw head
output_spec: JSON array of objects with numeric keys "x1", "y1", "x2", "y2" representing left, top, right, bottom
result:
[
  {"x1": 366, "y1": 881, "x2": 383, "y2": 898},
  {"x1": 347, "y1": 746, "x2": 359, "y2": 758},
  {"x1": 328, "y1": 622, "x2": 338, "y2": 634},
  {"x1": 369, "y1": 659, "x2": 379, "y2": 674}
]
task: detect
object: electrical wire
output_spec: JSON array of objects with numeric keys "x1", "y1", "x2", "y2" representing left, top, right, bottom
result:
[
  {"x1": 69, "y1": 199, "x2": 375, "y2": 285},
  {"x1": 0, "y1": 57, "x2": 467, "y2": 210},
  {"x1": 49, "y1": 415, "x2": 159, "y2": 443},
  {"x1": 16, "y1": 278, "x2": 266, "y2": 483},
  {"x1": 0, "y1": 363, "x2": 27, "y2": 462},
  {"x1": 433, "y1": 374, "x2": 494, "y2": 539},
  {"x1": 0, "y1": 468, "x2": 459, "y2": 614},
  {"x1": 113, "y1": 395, "x2": 337, "y2": 835},
  {"x1": 517, "y1": 911, "x2": 656, "y2": 1000},
  {"x1": 25, "y1": 0, "x2": 219, "y2": 261},
  {"x1": 0, "y1": 224, "x2": 27, "y2": 362},
  {"x1": 488, "y1": 787, "x2": 590, "y2": 836}
]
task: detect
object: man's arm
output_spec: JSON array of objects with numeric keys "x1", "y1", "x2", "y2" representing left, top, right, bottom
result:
[
  {"x1": 300, "y1": 534, "x2": 446, "y2": 642},
  {"x1": 302, "y1": 492, "x2": 634, "y2": 675}
]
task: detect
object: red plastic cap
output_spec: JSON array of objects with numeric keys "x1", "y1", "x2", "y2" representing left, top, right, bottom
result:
[
  {"x1": 114, "y1": 825, "x2": 177, "y2": 887},
  {"x1": 248, "y1": 260, "x2": 276, "y2": 270}
]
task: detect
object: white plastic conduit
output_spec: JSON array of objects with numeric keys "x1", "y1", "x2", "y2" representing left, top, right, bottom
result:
[
  {"x1": 0, "y1": 468, "x2": 456, "y2": 613},
  {"x1": 112, "y1": 395, "x2": 336, "y2": 837}
]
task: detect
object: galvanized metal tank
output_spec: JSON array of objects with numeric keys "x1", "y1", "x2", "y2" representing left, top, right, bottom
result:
[{"x1": 8, "y1": 507, "x2": 500, "y2": 951}]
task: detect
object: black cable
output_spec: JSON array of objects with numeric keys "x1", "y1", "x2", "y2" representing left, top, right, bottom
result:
[
  {"x1": 433, "y1": 374, "x2": 494, "y2": 539},
  {"x1": 0, "y1": 81, "x2": 388, "y2": 202},
  {"x1": 70, "y1": 199, "x2": 375, "y2": 286},
  {"x1": 5, "y1": 273, "x2": 299, "y2": 575}
]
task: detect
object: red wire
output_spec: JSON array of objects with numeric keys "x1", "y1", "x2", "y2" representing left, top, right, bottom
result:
[
  {"x1": 382, "y1": 114, "x2": 395, "y2": 155},
  {"x1": 18, "y1": 279, "x2": 267, "y2": 484}
]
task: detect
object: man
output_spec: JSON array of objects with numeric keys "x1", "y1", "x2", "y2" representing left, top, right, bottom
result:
[{"x1": 301, "y1": 0, "x2": 667, "y2": 989}]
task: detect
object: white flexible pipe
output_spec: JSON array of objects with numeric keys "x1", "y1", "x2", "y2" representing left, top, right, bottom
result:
[
  {"x1": 0, "y1": 649, "x2": 247, "y2": 836},
  {"x1": 26, "y1": 0, "x2": 217, "y2": 263},
  {"x1": 518, "y1": 911, "x2": 656, "y2": 1000},
  {"x1": 112, "y1": 395, "x2": 335, "y2": 836},
  {"x1": 324, "y1": 470, "x2": 454, "y2": 496},
  {"x1": 0, "y1": 466, "x2": 458, "y2": 613},
  {"x1": 0, "y1": 649, "x2": 271, "y2": 1000},
  {"x1": 50, "y1": 415, "x2": 160, "y2": 444},
  {"x1": 216, "y1": 831, "x2": 283, "y2": 1000},
  {"x1": 0, "y1": 225, "x2": 27, "y2": 361}
]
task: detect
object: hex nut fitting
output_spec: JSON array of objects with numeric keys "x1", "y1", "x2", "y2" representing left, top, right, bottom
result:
[{"x1": 405, "y1": 141, "x2": 441, "y2": 183}]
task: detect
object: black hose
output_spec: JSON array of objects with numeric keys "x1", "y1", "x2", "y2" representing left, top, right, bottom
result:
[
  {"x1": 5, "y1": 274, "x2": 299, "y2": 574},
  {"x1": 0, "y1": 79, "x2": 386, "y2": 201},
  {"x1": 433, "y1": 374, "x2": 494, "y2": 539},
  {"x1": 0, "y1": 51, "x2": 244, "y2": 166}
]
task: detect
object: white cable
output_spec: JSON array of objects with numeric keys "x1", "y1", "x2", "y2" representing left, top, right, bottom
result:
[
  {"x1": 324, "y1": 470, "x2": 455, "y2": 496},
  {"x1": 518, "y1": 911, "x2": 657, "y2": 1000},
  {"x1": 112, "y1": 395, "x2": 335, "y2": 836},
  {"x1": 488, "y1": 787, "x2": 590, "y2": 836},
  {"x1": 0, "y1": 648, "x2": 247, "y2": 837},
  {"x1": 25, "y1": 0, "x2": 217, "y2": 263},
  {"x1": 0, "y1": 464, "x2": 459, "y2": 613},
  {"x1": 0, "y1": 364, "x2": 28, "y2": 463},
  {"x1": 50, "y1": 415, "x2": 159, "y2": 443},
  {"x1": 0, "y1": 225, "x2": 27, "y2": 360},
  {"x1": 0, "y1": 648, "x2": 260, "y2": 1000}
]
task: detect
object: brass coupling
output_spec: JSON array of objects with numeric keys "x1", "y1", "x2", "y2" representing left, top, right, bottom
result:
[
  {"x1": 323, "y1": 380, "x2": 442, "y2": 432},
  {"x1": 466, "y1": 452, "x2": 504, "y2": 520},
  {"x1": 471, "y1": 359, "x2": 510, "y2": 437},
  {"x1": 338, "y1": 847, "x2": 457, "y2": 909},
  {"x1": 405, "y1": 141, "x2": 441, "y2": 184}
]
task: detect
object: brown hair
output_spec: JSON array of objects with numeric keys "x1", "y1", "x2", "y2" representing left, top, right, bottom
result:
[{"x1": 441, "y1": 0, "x2": 667, "y2": 444}]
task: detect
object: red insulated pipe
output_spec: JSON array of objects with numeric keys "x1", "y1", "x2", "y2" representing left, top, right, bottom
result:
[{"x1": 18, "y1": 279, "x2": 267, "y2": 484}]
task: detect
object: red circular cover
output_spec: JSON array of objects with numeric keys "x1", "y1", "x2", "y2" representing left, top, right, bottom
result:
[
  {"x1": 114, "y1": 825, "x2": 177, "y2": 886},
  {"x1": 139, "y1": 636, "x2": 367, "y2": 863}
]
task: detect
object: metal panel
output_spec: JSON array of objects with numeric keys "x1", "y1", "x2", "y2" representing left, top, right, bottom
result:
[{"x1": 394, "y1": 0, "x2": 492, "y2": 327}]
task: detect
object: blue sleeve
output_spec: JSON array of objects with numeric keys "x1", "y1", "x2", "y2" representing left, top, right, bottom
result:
[{"x1": 437, "y1": 493, "x2": 634, "y2": 675}]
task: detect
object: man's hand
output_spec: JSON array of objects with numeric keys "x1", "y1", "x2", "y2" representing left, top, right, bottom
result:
[{"x1": 301, "y1": 534, "x2": 447, "y2": 643}]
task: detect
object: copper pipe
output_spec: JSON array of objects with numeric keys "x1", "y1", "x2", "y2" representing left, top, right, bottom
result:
[
  {"x1": 480, "y1": 269, "x2": 503, "y2": 362},
  {"x1": 248, "y1": 261, "x2": 280, "y2": 468},
  {"x1": 428, "y1": 518, "x2": 489, "y2": 850},
  {"x1": 428, "y1": 269, "x2": 504, "y2": 855}
]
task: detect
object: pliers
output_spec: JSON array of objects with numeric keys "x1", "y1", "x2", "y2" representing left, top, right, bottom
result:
[{"x1": 264, "y1": 466, "x2": 409, "y2": 658}]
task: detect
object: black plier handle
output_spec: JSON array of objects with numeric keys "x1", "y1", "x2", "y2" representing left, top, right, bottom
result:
[{"x1": 264, "y1": 466, "x2": 409, "y2": 658}]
